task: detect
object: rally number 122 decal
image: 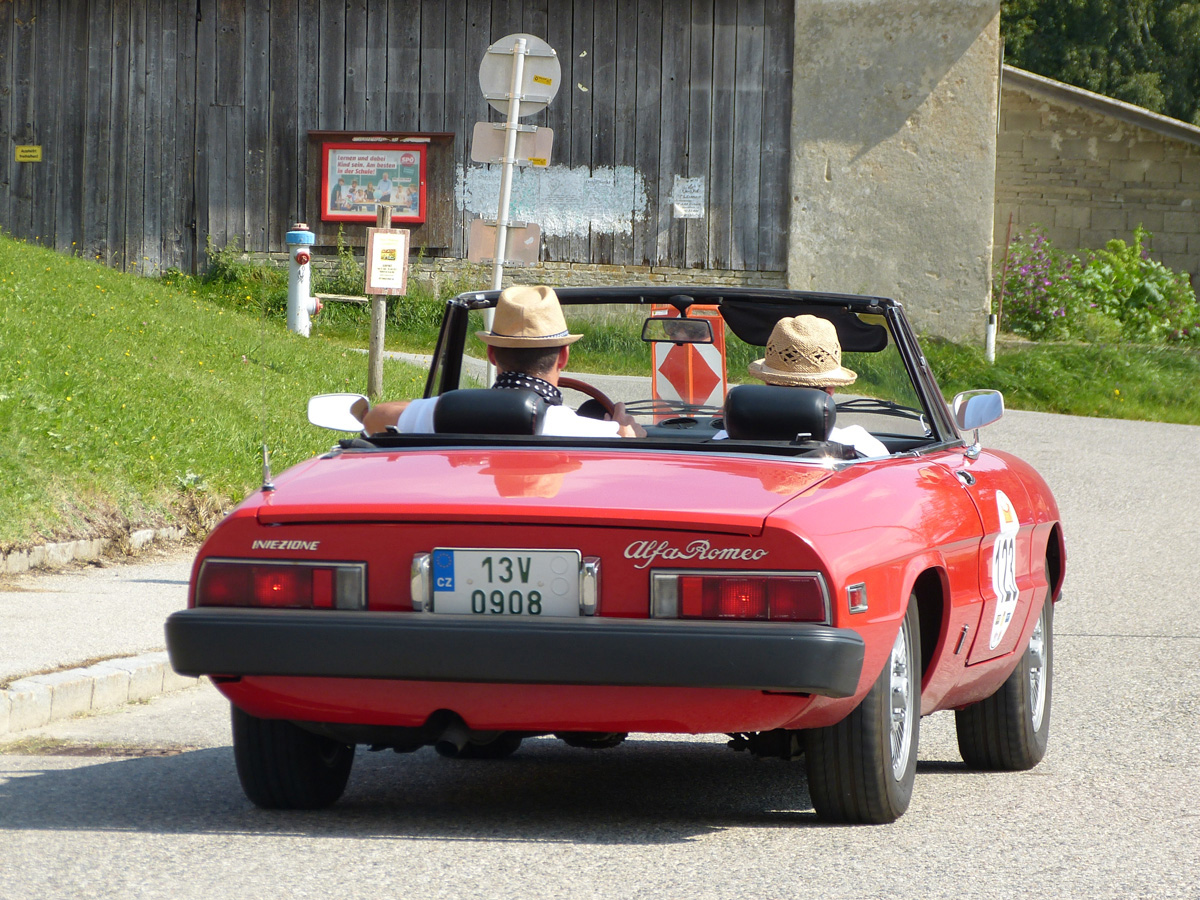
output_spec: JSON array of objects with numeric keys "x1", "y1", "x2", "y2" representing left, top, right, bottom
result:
[{"x1": 989, "y1": 490, "x2": 1021, "y2": 649}]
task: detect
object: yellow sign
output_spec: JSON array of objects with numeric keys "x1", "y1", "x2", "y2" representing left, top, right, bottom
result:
[
  {"x1": 532, "y1": 74, "x2": 552, "y2": 86},
  {"x1": 527, "y1": 157, "x2": 548, "y2": 167},
  {"x1": 15, "y1": 145, "x2": 42, "y2": 163}
]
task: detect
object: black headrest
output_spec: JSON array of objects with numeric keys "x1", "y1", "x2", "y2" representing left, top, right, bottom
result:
[
  {"x1": 432, "y1": 389, "x2": 547, "y2": 435},
  {"x1": 723, "y1": 384, "x2": 836, "y2": 442}
]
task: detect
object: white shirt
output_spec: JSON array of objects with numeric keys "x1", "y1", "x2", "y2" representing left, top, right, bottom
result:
[
  {"x1": 712, "y1": 423, "x2": 889, "y2": 458},
  {"x1": 396, "y1": 396, "x2": 621, "y2": 437}
]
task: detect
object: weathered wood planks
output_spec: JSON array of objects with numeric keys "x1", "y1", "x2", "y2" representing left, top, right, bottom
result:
[{"x1": 0, "y1": 0, "x2": 791, "y2": 275}]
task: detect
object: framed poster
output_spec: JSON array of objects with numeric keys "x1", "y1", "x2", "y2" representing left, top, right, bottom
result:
[{"x1": 321, "y1": 141, "x2": 426, "y2": 224}]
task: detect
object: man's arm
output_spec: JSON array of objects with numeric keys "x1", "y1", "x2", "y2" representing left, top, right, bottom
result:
[
  {"x1": 609, "y1": 402, "x2": 646, "y2": 438},
  {"x1": 352, "y1": 398, "x2": 412, "y2": 434}
]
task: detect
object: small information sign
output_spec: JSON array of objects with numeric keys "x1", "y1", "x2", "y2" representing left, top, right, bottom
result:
[
  {"x1": 365, "y1": 228, "x2": 411, "y2": 295},
  {"x1": 470, "y1": 122, "x2": 553, "y2": 166},
  {"x1": 15, "y1": 145, "x2": 42, "y2": 163},
  {"x1": 671, "y1": 175, "x2": 706, "y2": 219},
  {"x1": 467, "y1": 219, "x2": 541, "y2": 266}
]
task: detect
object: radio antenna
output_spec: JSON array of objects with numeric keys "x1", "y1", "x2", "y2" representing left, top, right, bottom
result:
[
  {"x1": 259, "y1": 90, "x2": 275, "y2": 493},
  {"x1": 261, "y1": 443, "x2": 275, "y2": 492}
]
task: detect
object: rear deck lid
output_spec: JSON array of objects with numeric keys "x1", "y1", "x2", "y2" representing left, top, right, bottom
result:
[{"x1": 255, "y1": 448, "x2": 834, "y2": 535}]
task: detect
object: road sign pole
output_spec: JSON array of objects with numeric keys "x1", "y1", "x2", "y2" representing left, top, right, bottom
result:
[
  {"x1": 485, "y1": 36, "x2": 528, "y2": 385},
  {"x1": 475, "y1": 33, "x2": 559, "y2": 385},
  {"x1": 491, "y1": 37, "x2": 528, "y2": 291}
]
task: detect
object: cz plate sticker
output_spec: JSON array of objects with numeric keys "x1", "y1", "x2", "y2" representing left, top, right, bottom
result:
[{"x1": 432, "y1": 549, "x2": 455, "y2": 592}]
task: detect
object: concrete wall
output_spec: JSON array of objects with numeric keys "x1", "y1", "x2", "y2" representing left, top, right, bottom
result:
[
  {"x1": 788, "y1": 0, "x2": 1001, "y2": 342},
  {"x1": 996, "y1": 67, "x2": 1200, "y2": 283}
]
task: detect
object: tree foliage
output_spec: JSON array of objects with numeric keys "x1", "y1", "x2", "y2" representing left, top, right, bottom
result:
[{"x1": 1002, "y1": 0, "x2": 1200, "y2": 125}]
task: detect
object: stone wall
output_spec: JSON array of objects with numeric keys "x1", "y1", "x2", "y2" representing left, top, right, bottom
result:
[
  {"x1": 788, "y1": 0, "x2": 1002, "y2": 343},
  {"x1": 996, "y1": 67, "x2": 1200, "y2": 282},
  {"x1": 296, "y1": 252, "x2": 788, "y2": 294}
]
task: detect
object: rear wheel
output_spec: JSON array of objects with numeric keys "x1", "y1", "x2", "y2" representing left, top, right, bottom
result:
[
  {"x1": 956, "y1": 593, "x2": 1053, "y2": 770},
  {"x1": 804, "y1": 599, "x2": 921, "y2": 824},
  {"x1": 231, "y1": 705, "x2": 354, "y2": 809}
]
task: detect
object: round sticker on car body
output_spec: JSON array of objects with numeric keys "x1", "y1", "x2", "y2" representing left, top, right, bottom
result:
[{"x1": 989, "y1": 490, "x2": 1021, "y2": 649}]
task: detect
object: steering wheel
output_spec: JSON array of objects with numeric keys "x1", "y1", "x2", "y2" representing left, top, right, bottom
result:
[{"x1": 558, "y1": 376, "x2": 616, "y2": 417}]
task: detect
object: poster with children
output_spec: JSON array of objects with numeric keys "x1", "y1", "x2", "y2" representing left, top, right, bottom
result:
[{"x1": 321, "y1": 142, "x2": 425, "y2": 224}]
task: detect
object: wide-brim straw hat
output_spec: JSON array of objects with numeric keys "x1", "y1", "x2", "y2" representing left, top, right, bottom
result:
[
  {"x1": 476, "y1": 285, "x2": 582, "y2": 348},
  {"x1": 748, "y1": 315, "x2": 857, "y2": 387}
]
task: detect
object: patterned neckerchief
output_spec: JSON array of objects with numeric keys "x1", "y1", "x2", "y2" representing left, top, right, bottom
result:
[{"x1": 492, "y1": 371, "x2": 563, "y2": 406}]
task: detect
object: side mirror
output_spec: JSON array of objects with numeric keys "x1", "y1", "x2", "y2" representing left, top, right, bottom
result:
[
  {"x1": 952, "y1": 389, "x2": 1004, "y2": 431},
  {"x1": 641, "y1": 316, "x2": 714, "y2": 344},
  {"x1": 308, "y1": 393, "x2": 368, "y2": 432}
]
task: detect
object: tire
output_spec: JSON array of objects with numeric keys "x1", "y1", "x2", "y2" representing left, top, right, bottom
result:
[
  {"x1": 804, "y1": 599, "x2": 921, "y2": 824},
  {"x1": 956, "y1": 592, "x2": 1053, "y2": 771},
  {"x1": 231, "y1": 705, "x2": 355, "y2": 809}
]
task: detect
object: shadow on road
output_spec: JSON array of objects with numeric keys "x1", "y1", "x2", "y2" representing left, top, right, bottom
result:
[{"x1": 0, "y1": 738, "x2": 849, "y2": 841}]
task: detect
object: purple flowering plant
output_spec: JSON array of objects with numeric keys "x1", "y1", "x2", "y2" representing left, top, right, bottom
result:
[
  {"x1": 993, "y1": 227, "x2": 1078, "y2": 340},
  {"x1": 995, "y1": 226, "x2": 1200, "y2": 345}
]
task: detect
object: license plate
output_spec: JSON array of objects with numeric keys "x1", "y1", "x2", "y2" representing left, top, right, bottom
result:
[{"x1": 431, "y1": 548, "x2": 581, "y2": 616}]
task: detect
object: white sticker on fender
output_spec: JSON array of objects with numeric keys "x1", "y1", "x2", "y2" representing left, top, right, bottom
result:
[{"x1": 989, "y1": 490, "x2": 1022, "y2": 649}]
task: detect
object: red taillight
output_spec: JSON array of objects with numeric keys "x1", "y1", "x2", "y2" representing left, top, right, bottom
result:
[
  {"x1": 196, "y1": 561, "x2": 364, "y2": 609},
  {"x1": 681, "y1": 576, "x2": 768, "y2": 619},
  {"x1": 765, "y1": 578, "x2": 827, "y2": 621},
  {"x1": 252, "y1": 567, "x2": 312, "y2": 607},
  {"x1": 198, "y1": 563, "x2": 251, "y2": 606},
  {"x1": 669, "y1": 573, "x2": 826, "y2": 622}
]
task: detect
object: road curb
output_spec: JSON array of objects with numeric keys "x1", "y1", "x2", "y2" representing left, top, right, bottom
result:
[
  {"x1": 0, "y1": 527, "x2": 189, "y2": 576},
  {"x1": 0, "y1": 652, "x2": 199, "y2": 738}
]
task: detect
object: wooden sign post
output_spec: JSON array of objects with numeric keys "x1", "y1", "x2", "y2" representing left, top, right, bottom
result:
[{"x1": 365, "y1": 204, "x2": 409, "y2": 399}]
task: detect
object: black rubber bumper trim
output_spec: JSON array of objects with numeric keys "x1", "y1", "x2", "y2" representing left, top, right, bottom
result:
[{"x1": 166, "y1": 608, "x2": 865, "y2": 697}]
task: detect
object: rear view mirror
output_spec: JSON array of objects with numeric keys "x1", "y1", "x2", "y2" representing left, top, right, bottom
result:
[
  {"x1": 308, "y1": 393, "x2": 368, "y2": 432},
  {"x1": 641, "y1": 317, "x2": 714, "y2": 344},
  {"x1": 952, "y1": 390, "x2": 1004, "y2": 431}
]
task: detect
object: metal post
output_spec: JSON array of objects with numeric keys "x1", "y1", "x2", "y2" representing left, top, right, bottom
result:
[
  {"x1": 485, "y1": 36, "x2": 528, "y2": 385},
  {"x1": 368, "y1": 204, "x2": 393, "y2": 399}
]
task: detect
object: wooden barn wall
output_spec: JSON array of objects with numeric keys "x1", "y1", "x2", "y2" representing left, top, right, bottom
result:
[{"x1": 0, "y1": 0, "x2": 793, "y2": 274}]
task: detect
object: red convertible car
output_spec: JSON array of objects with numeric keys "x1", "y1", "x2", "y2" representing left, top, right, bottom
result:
[{"x1": 166, "y1": 286, "x2": 1065, "y2": 824}]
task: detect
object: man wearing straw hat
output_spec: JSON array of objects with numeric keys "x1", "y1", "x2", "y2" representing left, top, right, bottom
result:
[
  {"x1": 717, "y1": 314, "x2": 889, "y2": 457},
  {"x1": 356, "y1": 285, "x2": 644, "y2": 438}
]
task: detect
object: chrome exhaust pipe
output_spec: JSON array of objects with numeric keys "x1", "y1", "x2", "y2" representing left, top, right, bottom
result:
[{"x1": 434, "y1": 718, "x2": 470, "y2": 757}]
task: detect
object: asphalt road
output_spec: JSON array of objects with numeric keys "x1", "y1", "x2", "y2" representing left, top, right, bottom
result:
[{"x1": 1, "y1": 407, "x2": 1198, "y2": 900}]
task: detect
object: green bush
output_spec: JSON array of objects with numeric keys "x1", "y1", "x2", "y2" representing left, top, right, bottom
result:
[
  {"x1": 994, "y1": 226, "x2": 1200, "y2": 345},
  {"x1": 170, "y1": 235, "x2": 490, "y2": 351}
]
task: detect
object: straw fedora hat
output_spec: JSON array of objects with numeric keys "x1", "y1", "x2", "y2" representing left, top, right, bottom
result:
[
  {"x1": 747, "y1": 315, "x2": 857, "y2": 387},
  {"x1": 477, "y1": 284, "x2": 582, "y2": 348}
]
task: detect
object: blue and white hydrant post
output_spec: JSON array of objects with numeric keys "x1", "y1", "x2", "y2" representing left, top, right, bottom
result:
[{"x1": 286, "y1": 223, "x2": 321, "y2": 337}]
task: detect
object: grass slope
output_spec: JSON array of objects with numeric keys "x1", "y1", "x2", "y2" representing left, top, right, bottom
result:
[
  {"x1": 3, "y1": 233, "x2": 1199, "y2": 550},
  {"x1": 0, "y1": 235, "x2": 425, "y2": 550},
  {"x1": 926, "y1": 337, "x2": 1200, "y2": 424}
]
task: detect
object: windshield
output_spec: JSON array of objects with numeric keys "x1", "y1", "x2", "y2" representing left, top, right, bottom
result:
[{"x1": 413, "y1": 290, "x2": 942, "y2": 457}]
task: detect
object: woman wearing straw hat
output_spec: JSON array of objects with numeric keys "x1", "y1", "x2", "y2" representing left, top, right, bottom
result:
[
  {"x1": 355, "y1": 285, "x2": 644, "y2": 438},
  {"x1": 716, "y1": 315, "x2": 889, "y2": 457}
]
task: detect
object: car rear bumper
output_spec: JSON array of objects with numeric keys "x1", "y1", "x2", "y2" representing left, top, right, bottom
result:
[{"x1": 166, "y1": 608, "x2": 865, "y2": 698}]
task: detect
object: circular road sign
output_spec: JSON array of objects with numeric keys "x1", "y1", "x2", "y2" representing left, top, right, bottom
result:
[{"x1": 478, "y1": 33, "x2": 561, "y2": 117}]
